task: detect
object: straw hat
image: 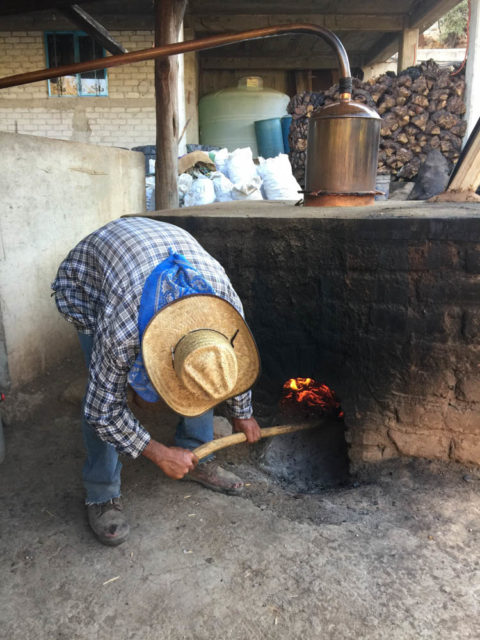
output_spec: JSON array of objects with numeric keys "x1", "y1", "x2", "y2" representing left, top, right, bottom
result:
[{"x1": 141, "y1": 294, "x2": 260, "y2": 416}]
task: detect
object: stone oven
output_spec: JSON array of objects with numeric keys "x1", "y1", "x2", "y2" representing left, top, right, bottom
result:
[{"x1": 143, "y1": 200, "x2": 480, "y2": 472}]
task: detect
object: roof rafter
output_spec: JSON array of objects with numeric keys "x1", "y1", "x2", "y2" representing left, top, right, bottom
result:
[
  {"x1": 0, "y1": 0, "x2": 97, "y2": 16},
  {"x1": 187, "y1": 14, "x2": 406, "y2": 32},
  {"x1": 61, "y1": 3, "x2": 126, "y2": 55}
]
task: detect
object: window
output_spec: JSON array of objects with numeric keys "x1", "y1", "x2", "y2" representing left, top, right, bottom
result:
[{"x1": 45, "y1": 31, "x2": 108, "y2": 97}]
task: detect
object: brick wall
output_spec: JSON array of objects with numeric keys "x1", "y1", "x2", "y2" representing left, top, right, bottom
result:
[{"x1": 0, "y1": 31, "x2": 157, "y2": 148}]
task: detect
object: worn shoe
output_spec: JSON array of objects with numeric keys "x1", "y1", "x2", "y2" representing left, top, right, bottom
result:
[
  {"x1": 87, "y1": 498, "x2": 130, "y2": 546},
  {"x1": 185, "y1": 460, "x2": 244, "y2": 495}
]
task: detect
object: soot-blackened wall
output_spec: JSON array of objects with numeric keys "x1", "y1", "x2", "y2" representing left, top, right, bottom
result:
[{"x1": 145, "y1": 201, "x2": 480, "y2": 470}]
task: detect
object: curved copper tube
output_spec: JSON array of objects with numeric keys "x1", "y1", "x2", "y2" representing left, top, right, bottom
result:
[{"x1": 0, "y1": 23, "x2": 351, "y2": 91}]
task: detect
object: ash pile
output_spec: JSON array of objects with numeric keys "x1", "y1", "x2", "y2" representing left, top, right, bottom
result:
[{"x1": 256, "y1": 378, "x2": 349, "y2": 494}]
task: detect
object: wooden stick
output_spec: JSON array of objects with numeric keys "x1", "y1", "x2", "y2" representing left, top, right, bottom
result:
[{"x1": 193, "y1": 422, "x2": 316, "y2": 461}]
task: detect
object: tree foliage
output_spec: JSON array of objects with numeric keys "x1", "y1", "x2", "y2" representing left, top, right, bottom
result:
[{"x1": 439, "y1": 0, "x2": 468, "y2": 47}]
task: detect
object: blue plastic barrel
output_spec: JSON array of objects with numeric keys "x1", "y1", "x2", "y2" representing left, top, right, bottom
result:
[
  {"x1": 254, "y1": 117, "x2": 284, "y2": 158},
  {"x1": 281, "y1": 116, "x2": 292, "y2": 153},
  {"x1": 132, "y1": 145, "x2": 156, "y2": 175}
]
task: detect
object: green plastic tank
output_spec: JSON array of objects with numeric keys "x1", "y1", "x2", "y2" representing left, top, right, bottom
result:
[{"x1": 199, "y1": 76, "x2": 290, "y2": 158}]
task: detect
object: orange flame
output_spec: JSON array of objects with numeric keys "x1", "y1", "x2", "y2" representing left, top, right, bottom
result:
[{"x1": 281, "y1": 377, "x2": 344, "y2": 419}]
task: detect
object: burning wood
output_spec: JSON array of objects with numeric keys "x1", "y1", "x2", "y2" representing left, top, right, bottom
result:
[{"x1": 281, "y1": 377, "x2": 344, "y2": 419}]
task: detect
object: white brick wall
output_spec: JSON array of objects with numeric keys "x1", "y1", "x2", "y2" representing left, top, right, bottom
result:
[{"x1": 0, "y1": 31, "x2": 157, "y2": 149}]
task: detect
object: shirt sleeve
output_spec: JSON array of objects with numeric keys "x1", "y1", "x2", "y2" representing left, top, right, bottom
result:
[
  {"x1": 84, "y1": 303, "x2": 151, "y2": 459},
  {"x1": 225, "y1": 390, "x2": 253, "y2": 419}
]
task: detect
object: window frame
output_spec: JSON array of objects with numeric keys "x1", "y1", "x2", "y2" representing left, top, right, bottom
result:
[{"x1": 44, "y1": 30, "x2": 109, "y2": 98}]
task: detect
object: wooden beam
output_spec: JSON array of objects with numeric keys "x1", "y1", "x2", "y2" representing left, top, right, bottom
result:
[
  {"x1": 0, "y1": 0, "x2": 95, "y2": 16},
  {"x1": 362, "y1": 0, "x2": 463, "y2": 67},
  {"x1": 448, "y1": 118, "x2": 480, "y2": 192},
  {"x1": 61, "y1": 4, "x2": 126, "y2": 55},
  {"x1": 187, "y1": 0, "x2": 412, "y2": 14},
  {"x1": 363, "y1": 33, "x2": 399, "y2": 66},
  {"x1": 464, "y1": 0, "x2": 480, "y2": 140},
  {"x1": 187, "y1": 14, "x2": 405, "y2": 32},
  {"x1": 183, "y1": 26, "x2": 199, "y2": 146},
  {"x1": 200, "y1": 54, "x2": 346, "y2": 70},
  {"x1": 408, "y1": 0, "x2": 463, "y2": 31},
  {"x1": 154, "y1": 0, "x2": 187, "y2": 211},
  {"x1": 398, "y1": 27, "x2": 418, "y2": 71},
  {"x1": 295, "y1": 70, "x2": 312, "y2": 93},
  {"x1": 0, "y1": 14, "x2": 156, "y2": 31}
]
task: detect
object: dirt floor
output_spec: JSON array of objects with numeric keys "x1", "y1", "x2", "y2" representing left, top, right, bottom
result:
[{"x1": 1, "y1": 355, "x2": 480, "y2": 640}]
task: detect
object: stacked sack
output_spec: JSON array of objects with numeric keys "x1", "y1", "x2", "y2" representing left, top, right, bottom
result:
[{"x1": 179, "y1": 147, "x2": 301, "y2": 207}]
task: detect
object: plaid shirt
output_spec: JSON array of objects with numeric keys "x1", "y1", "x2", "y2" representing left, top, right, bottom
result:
[{"x1": 52, "y1": 217, "x2": 253, "y2": 458}]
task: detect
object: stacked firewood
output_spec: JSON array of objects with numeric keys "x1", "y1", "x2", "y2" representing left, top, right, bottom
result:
[
  {"x1": 287, "y1": 61, "x2": 466, "y2": 187},
  {"x1": 287, "y1": 91, "x2": 325, "y2": 188}
]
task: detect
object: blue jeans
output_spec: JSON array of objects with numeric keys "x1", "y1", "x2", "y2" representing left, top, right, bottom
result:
[{"x1": 78, "y1": 333, "x2": 214, "y2": 504}]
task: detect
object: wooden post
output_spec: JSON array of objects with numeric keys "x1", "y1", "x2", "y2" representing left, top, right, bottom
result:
[
  {"x1": 154, "y1": 0, "x2": 187, "y2": 210},
  {"x1": 294, "y1": 70, "x2": 312, "y2": 94},
  {"x1": 398, "y1": 27, "x2": 419, "y2": 71},
  {"x1": 183, "y1": 27, "x2": 199, "y2": 147},
  {"x1": 465, "y1": 0, "x2": 480, "y2": 141}
]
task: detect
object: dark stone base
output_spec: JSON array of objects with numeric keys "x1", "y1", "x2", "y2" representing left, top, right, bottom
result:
[{"x1": 136, "y1": 201, "x2": 480, "y2": 468}]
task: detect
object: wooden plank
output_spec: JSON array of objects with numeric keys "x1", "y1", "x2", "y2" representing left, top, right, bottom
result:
[
  {"x1": 61, "y1": 4, "x2": 126, "y2": 55},
  {"x1": 154, "y1": 0, "x2": 187, "y2": 210},
  {"x1": 295, "y1": 70, "x2": 312, "y2": 93},
  {"x1": 187, "y1": 13, "x2": 405, "y2": 32},
  {"x1": 197, "y1": 31, "x2": 367, "y2": 57},
  {"x1": 187, "y1": 0, "x2": 412, "y2": 15},
  {"x1": 447, "y1": 118, "x2": 480, "y2": 192},
  {"x1": 0, "y1": 0, "x2": 95, "y2": 16},
  {"x1": 464, "y1": 0, "x2": 480, "y2": 140},
  {"x1": 200, "y1": 54, "x2": 354, "y2": 70}
]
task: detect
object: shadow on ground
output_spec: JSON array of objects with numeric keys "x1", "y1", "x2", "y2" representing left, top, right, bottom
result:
[{"x1": 1, "y1": 357, "x2": 480, "y2": 640}]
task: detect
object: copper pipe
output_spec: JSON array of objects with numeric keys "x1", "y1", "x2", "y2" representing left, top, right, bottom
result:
[{"x1": 0, "y1": 23, "x2": 351, "y2": 91}]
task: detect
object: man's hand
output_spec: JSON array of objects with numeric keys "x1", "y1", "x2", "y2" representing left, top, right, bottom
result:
[
  {"x1": 232, "y1": 417, "x2": 262, "y2": 443},
  {"x1": 142, "y1": 440, "x2": 198, "y2": 479}
]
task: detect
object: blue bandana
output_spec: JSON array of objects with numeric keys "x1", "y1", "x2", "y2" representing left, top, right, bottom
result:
[{"x1": 128, "y1": 249, "x2": 214, "y2": 402}]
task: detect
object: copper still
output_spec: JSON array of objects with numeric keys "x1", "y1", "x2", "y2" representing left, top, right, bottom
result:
[
  {"x1": 0, "y1": 23, "x2": 381, "y2": 207},
  {"x1": 304, "y1": 100, "x2": 382, "y2": 207}
]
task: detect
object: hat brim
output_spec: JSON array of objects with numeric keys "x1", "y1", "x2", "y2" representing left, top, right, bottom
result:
[{"x1": 141, "y1": 294, "x2": 260, "y2": 417}]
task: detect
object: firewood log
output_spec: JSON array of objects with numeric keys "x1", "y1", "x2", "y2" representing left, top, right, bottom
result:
[
  {"x1": 431, "y1": 110, "x2": 459, "y2": 130},
  {"x1": 412, "y1": 94, "x2": 430, "y2": 108},
  {"x1": 411, "y1": 76, "x2": 429, "y2": 95},
  {"x1": 411, "y1": 112, "x2": 429, "y2": 131},
  {"x1": 378, "y1": 94, "x2": 396, "y2": 114},
  {"x1": 447, "y1": 96, "x2": 466, "y2": 115},
  {"x1": 287, "y1": 61, "x2": 467, "y2": 185}
]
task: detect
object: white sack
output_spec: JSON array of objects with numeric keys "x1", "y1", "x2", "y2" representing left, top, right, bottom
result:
[
  {"x1": 257, "y1": 153, "x2": 301, "y2": 200},
  {"x1": 231, "y1": 175, "x2": 263, "y2": 201},
  {"x1": 211, "y1": 171, "x2": 234, "y2": 202},
  {"x1": 178, "y1": 173, "x2": 193, "y2": 205},
  {"x1": 225, "y1": 147, "x2": 258, "y2": 185},
  {"x1": 184, "y1": 176, "x2": 216, "y2": 207},
  {"x1": 212, "y1": 148, "x2": 229, "y2": 175}
]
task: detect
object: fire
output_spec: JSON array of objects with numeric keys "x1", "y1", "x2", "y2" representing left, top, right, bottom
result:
[{"x1": 281, "y1": 377, "x2": 344, "y2": 419}]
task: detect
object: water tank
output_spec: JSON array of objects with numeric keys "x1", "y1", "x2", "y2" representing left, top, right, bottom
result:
[{"x1": 199, "y1": 77, "x2": 290, "y2": 158}]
